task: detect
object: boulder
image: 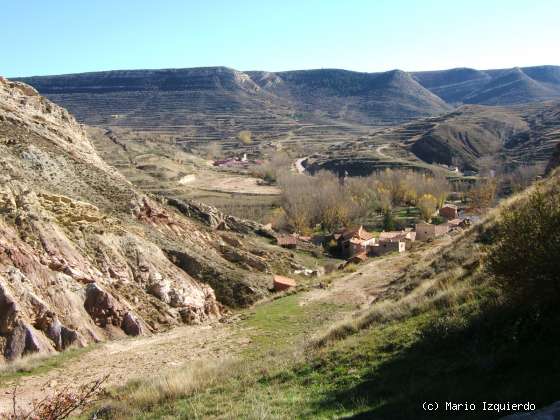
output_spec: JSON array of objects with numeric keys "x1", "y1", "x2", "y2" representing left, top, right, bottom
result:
[
  {"x1": 84, "y1": 283, "x2": 123, "y2": 327},
  {"x1": 122, "y1": 312, "x2": 143, "y2": 336},
  {"x1": 37, "y1": 316, "x2": 80, "y2": 351},
  {"x1": 4, "y1": 321, "x2": 53, "y2": 360},
  {"x1": 147, "y1": 277, "x2": 171, "y2": 303},
  {"x1": 0, "y1": 284, "x2": 18, "y2": 334}
]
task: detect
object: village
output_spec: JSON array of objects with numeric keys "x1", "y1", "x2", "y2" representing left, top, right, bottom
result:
[{"x1": 271, "y1": 203, "x2": 471, "y2": 292}]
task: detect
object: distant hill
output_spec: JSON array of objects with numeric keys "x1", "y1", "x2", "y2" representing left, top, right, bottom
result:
[
  {"x1": 17, "y1": 67, "x2": 452, "y2": 130},
  {"x1": 14, "y1": 65, "x2": 560, "y2": 154},
  {"x1": 413, "y1": 65, "x2": 560, "y2": 105},
  {"x1": 306, "y1": 101, "x2": 560, "y2": 175},
  {"x1": 409, "y1": 101, "x2": 560, "y2": 170}
]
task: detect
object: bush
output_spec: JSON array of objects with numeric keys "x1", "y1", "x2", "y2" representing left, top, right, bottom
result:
[
  {"x1": 486, "y1": 186, "x2": 560, "y2": 306},
  {"x1": 237, "y1": 130, "x2": 252, "y2": 145}
]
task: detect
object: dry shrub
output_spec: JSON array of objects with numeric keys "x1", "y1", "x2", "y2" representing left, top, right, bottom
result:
[
  {"x1": 7, "y1": 375, "x2": 108, "y2": 420},
  {"x1": 468, "y1": 178, "x2": 498, "y2": 209}
]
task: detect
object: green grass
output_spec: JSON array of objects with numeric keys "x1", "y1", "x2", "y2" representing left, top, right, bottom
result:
[
  {"x1": 241, "y1": 294, "x2": 350, "y2": 357},
  {"x1": 115, "y1": 296, "x2": 560, "y2": 420}
]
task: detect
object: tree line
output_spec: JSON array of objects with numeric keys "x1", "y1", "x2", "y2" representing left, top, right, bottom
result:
[{"x1": 274, "y1": 169, "x2": 452, "y2": 234}]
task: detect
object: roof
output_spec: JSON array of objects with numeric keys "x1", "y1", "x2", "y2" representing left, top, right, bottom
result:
[
  {"x1": 273, "y1": 275, "x2": 297, "y2": 287},
  {"x1": 379, "y1": 231, "x2": 404, "y2": 240},
  {"x1": 380, "y1": 230, "x2": 417, "y2": 241},
  {"x1": 441, "y1": 203, "x2": 458, "y2": 210},
  {"x1": 276, "y1": 235, "x2": 297, "y2": 246},
  {"x1": 339, "y1": 226, "x2": 374, "y2": 242}
]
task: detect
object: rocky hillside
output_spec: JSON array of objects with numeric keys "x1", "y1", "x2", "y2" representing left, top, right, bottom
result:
[
  {"x1": 305, "y1": 101, "x2": 560, "y2": 175},
  {"x1": 249, "y1": 68, "x2": 451, "y2": 124},
  {"x1": 0, "y1": 77, "x2": 281, "y2": 361}
]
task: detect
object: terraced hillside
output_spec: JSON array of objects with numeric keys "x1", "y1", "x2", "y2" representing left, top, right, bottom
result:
[
  {"x1": 15, "y1": 66, "x2": 560, "y2": 184},
  {"x1": 414, "y1": 65, "x2": 560, "y2": 105},
  {"x1": 308, "y1": 101, "x2": 560, "y2": 175},
  {"x1": 18, "y1": 67, "x2": 452, "y2": 132}
]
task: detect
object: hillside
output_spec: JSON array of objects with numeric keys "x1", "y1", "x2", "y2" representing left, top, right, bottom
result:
[
  {"x1": 415, "y1": 101, "x2": 560, "y2": 170},
  {"x1": 16, "y1": 65, "x2": 560, "y2": 137},
  {"x1": 414, "y1": 65, "x2": 560, "y2": 105},
  {"x1": 0, "y1": 77, "x2": 296, "y2": 362},
  {"x1": 77, "y1": 167, "x2": 560, "y2": 419},
  {"x1": 251, "y1": 69, "x2": 451, "y2": 124},
  {"x1": 17, "y1": 67, "x2": 451, "y2": 132},
  {"x1": 305, "y1": 101, "x2": 560, "y2": 174}
]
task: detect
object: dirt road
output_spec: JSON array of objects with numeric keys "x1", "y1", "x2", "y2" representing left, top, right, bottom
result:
[
  {"x1": 376, "y1": 144, "x2": 391, "y2": 159},
  {"x1": 294, "y1": 156, "x2": 309, "y2": 174},
  {"x1": 0, "y1": 323, "x2": 241, "y2": 414}
]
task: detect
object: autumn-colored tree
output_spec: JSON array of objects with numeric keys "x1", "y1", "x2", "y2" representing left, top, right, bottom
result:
[
  {"x1": 202, "y1": 142, "x2": 222, "y2": 160},
  {"x1": 237, "y1": 130, "x2": 252, "y2": 145},
  {"x1": 417, "y1": 193, "x2": 438, "y2": 222}
]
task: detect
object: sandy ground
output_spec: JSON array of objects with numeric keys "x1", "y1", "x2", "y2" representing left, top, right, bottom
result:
[
  {"x1": 0, "y1": 237, "x2": 450, "y2": 414},
  {"x1": 187, "y1": 173, "x2": 280, "y2": 195}
]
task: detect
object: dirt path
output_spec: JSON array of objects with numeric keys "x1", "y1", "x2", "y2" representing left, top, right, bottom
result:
[
  {"x1": 376, "y1": 144, "x2": 391, "y2": 159},
  {"x1": 0, "y1": 237, "x2": 450, "y2": 413},
  {"x1": 294, "y1": 156, "x2": 309, "y2": 174},
  {"x1": 0, "y1": 322, "x2": 242, "y2": 413},
  {"x1": 302, "y1": 236, "x2": 451, "y2": 309}
]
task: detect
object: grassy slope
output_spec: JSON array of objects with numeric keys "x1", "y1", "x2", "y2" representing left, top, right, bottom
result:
[{"x1": 96, "y1": 172, "x2": 560, "y2": 419}]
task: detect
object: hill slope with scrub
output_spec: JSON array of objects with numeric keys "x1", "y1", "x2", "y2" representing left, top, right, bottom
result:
[{"x1": 93, "y1": 167, "x2": 560, "y2": 419}]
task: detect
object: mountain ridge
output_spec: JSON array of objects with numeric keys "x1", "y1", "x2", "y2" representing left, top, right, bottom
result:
[{"x1": 14, "y1": 65, "x2": 560, "y2": 131}]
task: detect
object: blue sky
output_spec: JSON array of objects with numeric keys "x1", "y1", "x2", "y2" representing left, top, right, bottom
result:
[{"x1": 2, "y1": 0, "x2": 559, "y2": 77}]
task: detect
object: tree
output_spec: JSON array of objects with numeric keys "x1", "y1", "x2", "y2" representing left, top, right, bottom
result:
[
  {"x1": 417, "y1": 193, "x2": 438, "y2": 222},
  {"x1": 382, "y1": 210, "x2": 397, "y2": 230},
  {"x1": 468, "y1": 179, "x2": 498, "y2": 209},
  {"x1": 237, "y1": 130, "x2": 252, "y2": 145},
  {"x1": 506, "y1": 164, "x2": 543, "y2": 193}
]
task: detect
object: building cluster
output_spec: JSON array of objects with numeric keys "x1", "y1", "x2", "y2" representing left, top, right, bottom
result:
[
  {"x1": 334, "y1": 203, "x2": 469, "y2": 265},
  {"x1": 271, "y1": 203, "x2": 471, "y2": 290}
]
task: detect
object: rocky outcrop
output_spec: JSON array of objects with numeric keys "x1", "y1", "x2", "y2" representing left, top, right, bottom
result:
[
  {"x1": 165, "y1": 249, "x2": 265, "y2": 307},
  {"x1": 167, "y1": 198, "x2": 275, "y2": 238},
  {"x1": 4, "y1": 321, "x2": 54, "y2": 361},
  {"x1": 0, "y1": 79, "x2": 279, "y2": 361}
]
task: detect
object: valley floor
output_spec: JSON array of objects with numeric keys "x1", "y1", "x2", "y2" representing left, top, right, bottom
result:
[{"x1": 0, "y1": 237, "x2": 451, "y2": 415}]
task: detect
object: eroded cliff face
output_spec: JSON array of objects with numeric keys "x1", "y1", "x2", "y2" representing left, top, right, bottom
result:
[{"x1": 0, "y1": 77, "x2": 271, "y2": 361}]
